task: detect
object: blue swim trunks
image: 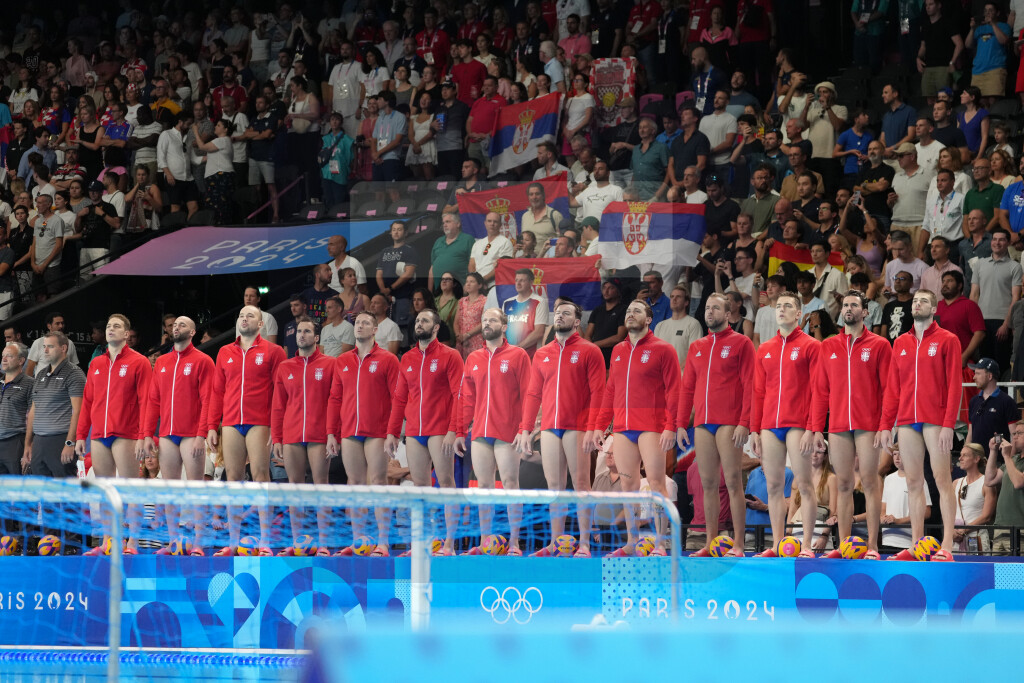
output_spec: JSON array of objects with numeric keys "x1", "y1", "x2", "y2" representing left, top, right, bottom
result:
[
  {"x1": 165, "y1": 435, "x2": 185, "y2": 446},
  {"x1": 767, "y1": 427, "x2": 791, "y2": 442},
  {"x1": 345, "y1": 435, "x2": 368, "y2": 443},
  {"x1": 231, "y1": 424, "x2": 255, "y2": 437},
  {"x1": 548, "y1": 428, "x2": 567, "y2": 439},
  {"x1": 95, "y1": 435, "x2": 117, "y2": 449},
  {"x1": 905, "y1": 423, "x2": 925, "y2": 433},
  {"x1": 410, "y1": 435, "x2": 431, "y2": 446},
  {"x1": 700, "y1": 424, "x2": 722, "y2": 435},
  {"x1": 474, "y1": 436, "x2": 497, "y2": 446},
  {"x1": 620, "y1": 430, "x2": 642, "y2": 443}
]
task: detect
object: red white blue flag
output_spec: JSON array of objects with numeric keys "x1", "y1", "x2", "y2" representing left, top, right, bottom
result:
[
  {"x1": 493, "y1": 256, "x2": 602, "y2": 312},
  {"x1": 597, "y1": 202, "x2": 707, "y2": 271},
  {"x1": 456, "y1": 173, "x2": 570, "y2": 240},
  {"x1": 488, "y1": 93, "x2": 561, "y2": 176}
]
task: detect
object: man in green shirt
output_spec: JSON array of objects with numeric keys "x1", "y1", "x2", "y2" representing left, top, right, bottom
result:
[
  {"x1": 428, "y1": 212, "x2": 475, "y2": 290},
  {"x1": 985, "y1": 425, "x2": 1024, "y2": 554},
  {"x1": 963, "y1": 157, "x2": 1005, "y2": 231}
]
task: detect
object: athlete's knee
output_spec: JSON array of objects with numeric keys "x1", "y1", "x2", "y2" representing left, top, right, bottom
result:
[{"x1": 836, "y1": 476, "x2": 854, "y2": 494}]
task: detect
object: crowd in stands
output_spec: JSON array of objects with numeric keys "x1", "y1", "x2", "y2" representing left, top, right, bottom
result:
[{"x1": 3, "y1": 0, "x2": 1024, "y2": 552}]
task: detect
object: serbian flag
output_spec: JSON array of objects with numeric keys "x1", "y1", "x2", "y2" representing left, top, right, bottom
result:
[
  {"x1": 493, "y1": 256, "x2": 602, "y2": 311},
  {"x1": 597, "y1": 202, "x2": 706, "y2": 271},
  {"x1": 456, "y1": 172, "x2": 570, "y2": 240},
  {"x1": 768, "y1": 243, "x2": 845, "y2": 274},
  {"x1": 488, "y1": 92, "x2": 561, "y2": 176}
]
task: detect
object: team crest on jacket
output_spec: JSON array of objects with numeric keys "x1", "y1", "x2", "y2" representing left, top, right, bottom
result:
[
  {"x1": 369, "y1": 361, "x2": 379, "y2": 373},
  {"x1": 860, "y1": 349, "x2": 871, "y2": 362},
  {"x1": 255, "y1": 353, "x2": 264, "y2": 365},
  {"x1": 790, "y1": 348, "x2": 800, "y2": 361},
  {"x1": 720, "y1": 346, "x2": 731, "y2": 359},
  {"x1": 118, "y1": 364, "x2": 128, "y2": 377},
  {"x1": 430, "y1": 359, "x2": 438, "y2": 372},
  {"x1": 500, "y1": 359, "x2": 509, "y2": 373},
  {"x1": 570, "y1": 351, "x2": 579, "y2": 363},
  {"x1": 640, "y1": 350, "x2": 651, "y2": 363},
  {"x1": 315, "y1": 368, "x2": 324, "y2": 380},
  {"x1": 183, "y1": 363, "x2": 193, "y2": 375},
  {"x1": 928, "y1": 342, "x2": 938, "y2": 357}
]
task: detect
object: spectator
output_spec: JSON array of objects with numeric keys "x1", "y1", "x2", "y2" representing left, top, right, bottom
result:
[
  {"x1": 880, "y1": 270, "x2": 915, "y2": 343},
  {"x1": 433, "y1": 81, "x2": 470, "y2": 178},
  {"x1": 157, "y1": 111, "x2": 198, "y2": 218},
  {"x1": 73, "y1": 180, "x2": 116, "y2": 278},
  {"x1": 727, "y1": 70, "x2": 759, "y2": 119},
  {"x1": 319, "y1": 295, "x2": 356, "y2": 357},
  {"x1": 884, "y1": 230, "x2": 929, "y2": 293},
  {"x1": 938, "y1": 269, "x2": 986, "y2": 368},
  {"x1": 744, "y1": 463, "x2": 792, "y2": 551},
  {"x1": 654, "y1": 284, "x2": 702, "y2": 374},
  {"x1": 965, "y1": 4, "x2": 1010, "y2": 109},
  {"x1": 985, "y1": 426, "x2": 1024, "y2": 554},
  {"x1": 801, "y1": 81, "x2": 846, "y2": 195},
  {"x1": 670, "y1": 166, "x2": 707, "y2": 204},
  {"x1": 243, "y1": 95, "x2": 281, "y2": 221},
  {"x1": 657, "y1": 112, "x2": 682, "y2": 147},
  {"x1": 880, "y1": 448, "x2": 932, "y2": 552},
  {"x1": 583, "y1": 279, "x2": 627, "y2": 366},
  {"x1": 914, "y1": 117, "x2": 945, "y2": 180},
  {"x1": 688, "y1": 46, "x2": 725, "y2": 116},
  {"x1": 430, "y1": 213, "x2": 474, "y2": 290},
  {"x1": 917, "y1": 0, "x2": 964, "y2": 103},
  {"x1": 454, "y1": 271, "x2": 486, "y2": 358},
  {"x1": 219, "y1": 95, "x2": 250, "y2": 186},
  {"x1": 970, "y1": 228, "x2": 1021, "y2": 375},
  {"x1": 242, "y1": 286, "x2": 278, "y2": 344},
  {"x1": 326, "y1": 41, "x2": 361, "y2": 139},
  {"x1": 698, "y1": 90, "x2": 737, "y2": 181},
  {"x1": 845, "y1": 271, "x2": 883, "y2": 332},
  {"x1": 853, "y1": 140, "x2": 895, "y2": 230},
  {"x1": 986, "y1": 120, "x2": 1016, "y2": 158},
  {"x1": 538, "y1": 40, "x2": 565, "y2": 92},
  {"x1": 520, "y1": 182, "x2": 566, "y2": 246},
  {"x1": 704, "y1": 176, "x2": 740, "y2": 240},
  {"x1": 451, "y1": 39, "x2": 485, "y2": 105},
  {"x1": 630, "y1": 117, "x2": 669, "y2": 200},
  {"x1": 326, "y1": 235, "x2": 366, "y2": 292},
  {"x1": 833, "y1": 107, "x2": 872, "y2": 186},
  {"x1": 745, "y1": 130, "x2": 789, "y2": 194},
  {"x1": 467, "y1": 212, "x2": 514, "y2": 285},
  {"x1": 406, "y1": 92, "x2": 437, "y2": 179},
  {"x1": 589, "y1": 0, "x2": 625, "y2": 59},
  {"x1": 953, "y1": 442, "x2": 994, "y2": 554},
  {"x1": 281, "y1": 295, "x2": 306, "y2": 358},
  {"x1": 808, "y1": 243, "x2": 848, "y2": 319},
  {"x1": 920, "y1": 170, "x2": 965, "y2": 260},
  {"x1": 887, "y1": 143, "x2": 930, "y2": 257},
  {"x1": 369, "y1": 292, "x2": 403, "y2": 355},
  {"x1": 964, "y1": 156, "x2": 1005, "y2": 230},
  {"x1": 394, "y1": 38, "x2": 427, "y2": 87},
  {"x1": 920, "y1": 236, "x2": 962, "y2": 295},
  {"x1": 0, "y1": 229, "x2": 14, "y2": 320},
  {"x1": 319, "y1": 111, "x2": 354, "y2": 207},
  {"x1": 668, "y1": 106, "x2": 710, "y2": 194},
  {"x1": 286, "y1": 76, "x2": 322, "y2": 197},
  {"x1": 464, "y1": 77, "x2": 506, "y2": 172},
  {"x1": 751, "y1": 274, "x2": 783, "y2": 347},
  {"x1": 789, "y1": 172, "x2": 821, "y2": 231},
  {"x1": 563, "y1": 75, "x2": 595, "y2": 165},
  {"x1": 376, "y1": 220, "x2": 418, "y2": 328},
  {"x1": 787, "y1": 441, "x2": 837, "y2": 552},
  {"x1": 967, "y1": 357, "x2": 1019, "y2": 452},
  {"x1": 956, "y1": 85, "x2": 990, "y2": 162},
  {"x1": 960, "y1": 210, "x2": 993, "y2": 289},
  {"x1": 638, "y1": 269, "x2": 670, "y2": 328},
  {"x1": 740, "y1": 164, "x2": 779, "y2": 235},
  {"x1": 501, "y1": 267, "x2": 549, "y2": 356},
  {"x1": 124, "y1": 165, "x2": 162, "y2": 232},
  {"x1": 9, "y1": 207, "x2": 32, "y2": 305},
  {"x1": 996, "y1": 157, "x2": 1024, "y2": 245},
  {"x1": 793, "y1": 269, "x2": 825, "y2": 330},
  {"x1": 434, "y1": 269, "x2": 461, "y2": 342},
  {"x1": 780, "y1": 143, "x2": 823, "y2": 201},
  {"x1": 415, "y1": 9, "x2": 451, "y2": 76},
  {"x1": 302, "y1": 264, "x2": 335, "y2": 326},
  {"x1": 569, "y1": 159, "x2": 622, "y2": 225},
  {"x1": 192, "y1": 117, "x2": 235, "y2": 225},
  {"x1": 879, "y1": 84, "x2": 917, "y2": 158},
  {"x1": 18, "y1": 126, "x2": 56, "y2": 183}
]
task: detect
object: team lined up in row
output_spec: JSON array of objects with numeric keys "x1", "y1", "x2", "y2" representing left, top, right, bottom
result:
[{"x1": 61, "y1": 280, "x2": 960, "y2": 558}]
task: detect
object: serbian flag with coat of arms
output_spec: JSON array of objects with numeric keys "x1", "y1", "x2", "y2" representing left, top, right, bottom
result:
[
  {"x1": 767, "y1": 243, "x2": 845, "y2": 274},
  {"x1": 488, "y1": 92, "x2": 561, "y2": 176},
  {"x1": 493, "y1": 256, "x2": 603, "y2": 311},
  {"x1": 456, "y1": 172, "x2": 570, "y2": 240},
  {"x1": 597, "y1": 202, "x2": 706, "y2": 271}
]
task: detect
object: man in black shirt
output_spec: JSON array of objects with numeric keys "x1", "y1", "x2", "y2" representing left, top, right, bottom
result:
[
  {"x1": 916, "y1": 0, "x2": 963, "y2": 105},
  {"x1": 589, "y1": 0, "x2": 626, "y2": 59},
  {"x1": 434, "y1": 81, "x2": 471, "y2": 179},
  {"x1": 880, "y1": 270, "x2": 915, "y2": 343},
  {"x1": 583, "y1": 279, "x2": 627, "y2": 366},
  {"x1": 74, "y1": 181, "x2": 119, "y2": 278},
  {"x1": 855, "y1": 140, "x2": 896, "y2": 231},
  {"x1": 690, "y1": 231, "x2": 733, "y2": 329},
  {"x1": 375, "y1": 220, "x2": 418, "y2": 327},
  {"x1": 668, "y1": 106, "x2": 710, "y2": 194},
  {"x1": 931, "y1": 99, "x2": 969, "y2": 160},
  {"x1": 5, "y1": 120, "x2": 31, "y2": 180},
  {"x1": 704, "y1": 176, "x2": 739, "y2": 240}
]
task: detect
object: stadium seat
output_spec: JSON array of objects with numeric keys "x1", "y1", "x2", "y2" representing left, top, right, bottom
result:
[
  {"x1": 328, "y1": 203, "x2": 350, "y2": 218},
  {"x1": 299, "y1": 202, "x2": 326, "y2": 221},
  {"x1": 160, "y1": 211, "x2": 187, "y2": 233},
  {"x1": 638, "y1": 93, "x2": 663, "y2": 114},
  {"x1": 676, "y1": 91, "x2": 694, "y2": 112},
  {"x1": 187, "y1": 209, "x2": 214, "y2": 226},
  {"x1": 990, "y1": 98, "x2": 1021, "y2": 120}
]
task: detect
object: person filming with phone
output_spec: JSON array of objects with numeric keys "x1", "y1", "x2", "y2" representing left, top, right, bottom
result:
[{"x1": 984, "y1": 425, "x2": 1024, "y2": 555}]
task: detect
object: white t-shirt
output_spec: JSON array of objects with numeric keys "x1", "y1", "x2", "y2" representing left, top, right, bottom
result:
[
  {"x1": 329, "y1": 61, "x2": 362, "y2": 115},
  {"x1": 753, "y1": 305, "x2": 778, "y2": 346},
  {"x1": 685, "y1": 190, "x2": 708, "y2": 204},
  {"x1": 205, "y1": 136, "x2": 234, "y2": 176},
  {"x1": 470, "y1": 235, "x2": 514, "y2": 278},
  {"x1": 698, "y1": 111, "x2": 737, "y2": 165},
  {"x1": 556, "y1": 0, "x2": 591, "y2": 39},
  {"x1": 28, "y1": 336, "x2": 80, "y2": 368},
  {"x1": 654, "y1": 315, "x2": 703, "y2": 372},
  {"x1": 359, "y1": 66, "x2": 391, "y2": 98},
  {"x1": 881, "y1": 471, "x2": 932, "y2": 549},
  {"x1": 224, "y1": 112, "x2": 250, "y2": 162},
  {"x1": 329, "y1": 255, "x2": 367, "y2": 291},
  {"x1": 375, "y1": 317, "x2": 403, "y2": 348},
  {"x1": 131, "y1": 122, "x2": 164, "y2": 164},
  {"x1": 565, "y1": 93, "x2": 595, "y2": 131},
  {"x1": 319, "y1": 320, "x2": 355, "y2": 356},
  {"x1": 574, "y1": 182, "x2": 623, "y2": 223},
  {"x1": 259, "y1": 309, "x2": 278, "y2": 337},
  {"x1": 914, "y1": 139, "x2": 945, "y2": 178}
]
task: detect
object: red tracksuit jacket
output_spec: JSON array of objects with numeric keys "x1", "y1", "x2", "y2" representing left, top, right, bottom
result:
[
  {"x1": 880, "y1": 322, "x2": 962, "y2": 430},
  {"x1": 751, "y1": 328, "x2": 821, "y2": 433},
  {"x1": 144, "y1": 343, "x2": 215, "y2": 439},
  {"x1": 459, "y1": 340, "x2": 531, "y2": 442},
  {"x1": 77, "y1": 346, "x2": 152, "y2": 441},
  {"x1": 595, "y1": 331, "x2": 680, "y2": 434},
  {"x1": 327, "y1": 343, "x2": 400, "y2": 438},
  {"x1": 810, "y1": 329, "x2": 892, "y2": 433},
  {"x1": 518, "y1": 332, "x2": 605, "y2": 432},
  {"x1": 387, "y1": 339, "x2": 464, "y2": 437},
  {"x1": 677, "y1": 327, "x2": 754, "y2": 429},
  {"x1": 271, "y1": 350, "x2": 337, "y2": 444},
  {"x1": 207, "y1": 335, "x2": 285, "y2": 430}
]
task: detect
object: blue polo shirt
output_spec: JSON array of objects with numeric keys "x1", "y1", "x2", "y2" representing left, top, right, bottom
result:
[
  {"x1": 645, "y1": 293, "x2": 670, "y2": 329},
  {"x1": 745, "y1": 466, "x2": 793, "y2": 528},
  {"x1": 998, "y1": 180, "x2": 1024, "y2": 233},
  {"x1": 836, "y1": 127, "x2": 874, "y2": 175},
  {"x1": 881, "y1": 102, "x2": 917, "y2": 149}
]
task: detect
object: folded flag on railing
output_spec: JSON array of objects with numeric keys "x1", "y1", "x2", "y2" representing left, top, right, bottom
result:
[
  {"x1": 488, "y1": 93, "x2": 561, "y2": 176},
  {"x1": 493, "y1": 256, "x2": 602, "y2": 312},
  {"x1": 457, "y1": 172, "x2": 570, "y2": 240},
  {"x1": 597, "y1": 201, "x2": 706, "y2": 271}
]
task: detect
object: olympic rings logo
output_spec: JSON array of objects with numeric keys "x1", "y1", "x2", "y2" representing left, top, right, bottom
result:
[{"x1": 479, "y1": 586, "x2": 544, "y2": 624}]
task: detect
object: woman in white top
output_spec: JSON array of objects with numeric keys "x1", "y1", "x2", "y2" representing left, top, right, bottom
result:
[
  {"x1": 248, "y1": 17, "x2": 272, "y2": 82},
  {"x1": 8, "y1": 67, "x2": 38, "y2": 116},
  {"x1": 989, "y1": 148, "x2": 1018, "y2": 189},
  {"x1": 474, "y1": 33, "x2": 499, "y2": 71},
  {"x1": 193, "y1": 118, "x2": 236, "y2": 225},
  {"x1": 953, "y1": 443, "x2": 995, "y2": 554},
  {"x1": 286, "y1": 76, "x2": 323, "y2": 203},
  {"x1": 788, "y1": 440, "x2": 838, "y2": 551},
  {"x1": 515, "y1": 59, "x2": 539, "y2": 99},
  {"x1": 406, "y1": 91, "x2": 437, "y2": 179},
  {"x1": 561, "y1": 73, "x2": 594, "y2": 165},
  {"x1": 358, "y1": 46, "x2": 392, "y2": 104}
]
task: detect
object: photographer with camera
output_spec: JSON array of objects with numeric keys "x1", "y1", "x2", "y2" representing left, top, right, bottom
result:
[{"x1": 985, "y1": 425, "x2": 1024, "y2": 554}]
